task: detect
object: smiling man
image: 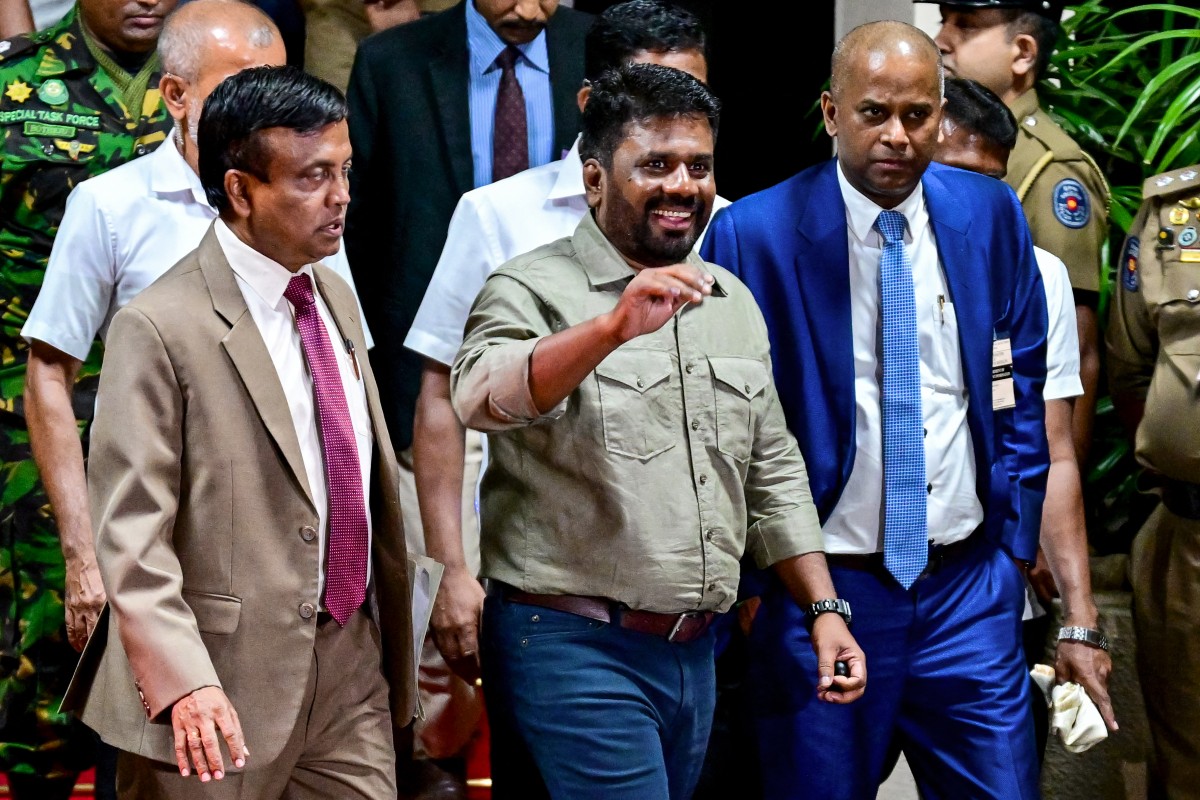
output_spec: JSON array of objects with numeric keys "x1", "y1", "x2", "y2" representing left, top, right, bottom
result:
[
  {"x1": 67, "y1": 66, "x2": 415, "y2": 800},
  {"x1": 702, "y1": 21, "x2": 1049, "y2": 799},
  {"x1": 452, "y1": 62, "x2": 864, "y2": 800}
]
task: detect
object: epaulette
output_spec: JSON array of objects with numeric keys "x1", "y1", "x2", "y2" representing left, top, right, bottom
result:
[
  {"x1": 0, "y1": 31, "x2": 40, "y2": 65},
  {"x1": 1143, "y1": 165, "x2": 1200, "y2": 200}
]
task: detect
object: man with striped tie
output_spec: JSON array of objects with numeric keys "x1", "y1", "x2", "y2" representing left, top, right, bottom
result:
[{"x1": 701, "y1": 20, "x2": 1050, "y2": 800}]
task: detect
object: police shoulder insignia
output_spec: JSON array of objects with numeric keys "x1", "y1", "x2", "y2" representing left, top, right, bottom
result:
[
  {"x1": 1053, "y1": 178, "x2": 1090, "y2": 229},
  {"x1": 1122, "y1": 236, "x2": 1140, "y2": 292}
]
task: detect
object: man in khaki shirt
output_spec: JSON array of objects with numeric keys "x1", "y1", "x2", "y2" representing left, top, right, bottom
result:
[
  {"x1": 1108, "y1": 163, "x2": 1200, "y2": 798},
  {"x1": 924, "y1": 0, "x2": 1110, "y2": 467},
  {"x1": 452, "y1": 63, "x2": 865, "y2": 799}
]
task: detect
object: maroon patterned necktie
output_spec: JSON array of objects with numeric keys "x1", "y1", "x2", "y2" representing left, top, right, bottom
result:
[
  {"x1": 283, "y1": 274, "x2": 368, "y2": 625},
  {"x1": 492, "y1": 45, "x2": 529, "y2": 182}
]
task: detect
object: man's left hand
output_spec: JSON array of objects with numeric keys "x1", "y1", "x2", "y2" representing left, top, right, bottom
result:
[
  {"x1": 809, "y1": 614, "x2": 866, "y2": 704},
  {"x1": 64, "y1": 559, "x2": 106, "y2": 652},
  {"x1": 1055, "y1": 640, "x2": 1117, "y2": 732}
]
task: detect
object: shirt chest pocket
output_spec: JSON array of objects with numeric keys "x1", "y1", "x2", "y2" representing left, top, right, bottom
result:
[
  {"x1": 595, "y1": 349, "x2": 677, "y2": 461},
  {"x1": 2, "y1": 127, "x2": 102, "y2": 214},
  {"x1": 708, "y1": 356, "x2": 769, "y2": 462},
  {"x1": 1156, "y1": 263, "x2": 1200, "y2": 355}
]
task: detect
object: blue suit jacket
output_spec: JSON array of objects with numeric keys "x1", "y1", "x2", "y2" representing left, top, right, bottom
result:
[{"x1": 701, "y1": 159, "x2": 1049, "y2": 563}]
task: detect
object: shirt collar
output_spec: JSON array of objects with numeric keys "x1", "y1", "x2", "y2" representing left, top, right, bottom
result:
[
  {"x1": 214, "y1": 219, "x2": 313, "y2": 310},
  {"x1": 571, "y1": 210, "x2": 721, "y2": 294},
  {"x1": 150, "y1": 134, "x2": 210, "y2": 206},
  {"x1": 1009, "y1": 88, "x2": 1041, "y2": 122},
  {"x1": 546, "y1": 137, "x2": 584, "y2": 201},
  {"x1": 465, "y1": 0, "x2": 550, "y2": 77},
  {"x1": 836, "y1": 161, "x2": 926, "y2": 244}
]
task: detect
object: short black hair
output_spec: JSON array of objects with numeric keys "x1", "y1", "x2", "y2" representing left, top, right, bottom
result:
[
  {"x1": 584, "y1": 0, "x2": 706, "y2": 84},
  {"x1": 1001, "y1": 10, "x2": 1059, "y2": 80},
  {"x1": 943, "y1": 77, "x2": 1018, "y2": 152},
  {"x1": 199, "y1": 65, "x2": 348, "y2": 213},
  {"x1": 579, "y1": 62, "x2": 719, "y2": 167}
]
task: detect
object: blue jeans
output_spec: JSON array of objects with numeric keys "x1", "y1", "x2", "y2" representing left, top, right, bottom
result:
[{"x1": 481, "y1": 592, "x2": 716, "y2": 800}]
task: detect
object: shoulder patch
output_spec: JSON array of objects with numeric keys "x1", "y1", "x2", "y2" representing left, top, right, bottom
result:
[
  {"x1": 1053, "y1": 178, "x2": 1090, "y2": 229},
  {"x1": 1122, "y1": 236, "x2": 1139, "y2": 292},
  {"x1": 1144, "y1": 164, "x2": 1200, "y2": 200}
]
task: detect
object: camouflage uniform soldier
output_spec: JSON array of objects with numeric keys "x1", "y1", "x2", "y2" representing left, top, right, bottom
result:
[
  {"x1": 0, "y1": 0, "x2": 173, "y2": 795},
  {"x1": 923, "y1": 0, "x2": 1110, "y2": 467},
  {"x1": 1108, "y1": 164, "x2": 1200, "y2": 799}
]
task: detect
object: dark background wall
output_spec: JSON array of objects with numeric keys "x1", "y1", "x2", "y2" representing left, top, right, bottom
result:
[{"x1": 574, "y1": 0, "x2": 836, "y2": 199}]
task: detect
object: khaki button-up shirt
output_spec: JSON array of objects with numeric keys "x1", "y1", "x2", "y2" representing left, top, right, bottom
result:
[
  {"x1": 452, "y1": 213, "x2": 823, "y2": 614},
  {"x1": 1108, "y1": 165, "x2": 1200, "y2": 482}
]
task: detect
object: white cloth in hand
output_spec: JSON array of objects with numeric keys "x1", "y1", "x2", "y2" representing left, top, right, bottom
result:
[{"x1": 1030, "y1": 664, "x2": 1108, "y2": 753}]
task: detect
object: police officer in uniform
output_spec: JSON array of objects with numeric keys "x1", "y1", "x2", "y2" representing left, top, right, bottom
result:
[
  {"x1": 923, "y1": 0, "x2": 1110, "y2": 467},
  {"x1": 0, "y1": 0, "x2": 173, "y2": 795},
  {"x1": 1108, "y1": 163, "x2": 1200, "y2": 799}
]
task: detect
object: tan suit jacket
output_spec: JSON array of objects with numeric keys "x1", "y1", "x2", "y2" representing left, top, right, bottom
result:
[{"x1": 62, "y1": 225, "x2": 417, "y2": 766}]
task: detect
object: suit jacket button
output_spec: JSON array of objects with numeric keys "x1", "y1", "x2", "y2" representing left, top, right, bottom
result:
[
  {"x1": 299, "y1": 602, "x2": 315, "y2": 619},
  {"x1": 300, "y1": 525, "x2": 317, "y2": 542}
]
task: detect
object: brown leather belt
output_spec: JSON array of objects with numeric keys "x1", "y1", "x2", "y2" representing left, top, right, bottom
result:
[
  {"x1": 825, "y1": 534, "x2": 981, "y2": 580},
  {"x1": 499, "y1": 586, "x2": 714, "y2": 644}
]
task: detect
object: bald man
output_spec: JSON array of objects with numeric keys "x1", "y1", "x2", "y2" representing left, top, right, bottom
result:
[
  {"x1": 23, "y1": 0, "x2": 366, "y2": 657},
  {"x1": 702, "y1": 21, "x2": 1049, "y2": 799}
]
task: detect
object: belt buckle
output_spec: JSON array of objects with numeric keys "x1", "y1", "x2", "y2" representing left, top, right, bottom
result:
[{"x1": 667, "y1": 611, "x2": 704, "y2": 643}]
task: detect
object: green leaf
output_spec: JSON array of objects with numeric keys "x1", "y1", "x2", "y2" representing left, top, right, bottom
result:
[
  {"x1": 1092, "y1": 30, "x2": 1200, "y2": 77},
  {"x1": 1143, "y1": 72, "x2": 1200, "y2": 162},
  {"x1": 18, "y1": 591, "x2": 63, "y2": 651},
  {"x1": 1, "y1": 459, "x2": 39, "y2": 506},
  {"x1": 1113, "y1": 52, "x2": 1200, "y2": 146}
]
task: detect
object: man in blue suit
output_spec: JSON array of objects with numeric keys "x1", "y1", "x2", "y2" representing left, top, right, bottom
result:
[{"x1": 701, "y1": 21, "x2": 1049, "y2": 800}]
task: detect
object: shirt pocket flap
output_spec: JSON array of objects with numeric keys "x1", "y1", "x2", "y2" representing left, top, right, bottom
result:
[
  {"x1": 708, "y1": 356, "x2": 769, "y2": 400},
  {"x1": 595, "y1": 349, "x2": 673, "y2": 394},
  {"x1": 182, "y1": 591, "x2": 242, "y2": 635}
]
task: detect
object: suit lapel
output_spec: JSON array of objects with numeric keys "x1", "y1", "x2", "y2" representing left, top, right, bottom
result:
[
  {"x1": 312, "y1": 268, "x2": 397, "y2": 496},
  {"x1": 430, "y1": 4, "x2": 474, "y2": 198},
  {"x1": 795, "y1": 161, "x2": 857, "y2": 491},
  {"x1": 923, "y1": 168, "x2": 994, "y2": 466},
  {"x1": 199, "y1": 226, "x2": 316, "y2": 510}
]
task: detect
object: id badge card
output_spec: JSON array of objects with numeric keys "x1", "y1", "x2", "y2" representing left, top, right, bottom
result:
[{"x1": 992, "y1": 337, "x2": 1015, "y2": 411}]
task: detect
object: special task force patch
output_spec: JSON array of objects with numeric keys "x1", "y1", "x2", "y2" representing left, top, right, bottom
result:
[
  {"x1": 1053, "y1": 178, "x2": 1090, "y2": 229},
  {"x1": 1123, "y1": 236, "x2": 1140, "y2": 292}
]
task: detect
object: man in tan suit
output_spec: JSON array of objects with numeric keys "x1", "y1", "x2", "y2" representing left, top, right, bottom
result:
[{"x1": 64, "y1": 65, "x2": 416, "y2": 799}]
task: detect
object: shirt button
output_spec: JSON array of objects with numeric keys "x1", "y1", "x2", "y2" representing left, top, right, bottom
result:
[
  {"x1": 299, "y1": 602, "x2": 315, "y2": 619},
  {"x1": 698, "y1": 474, "x2": 708, "y2": 485},
  {"x1": 636, "y1": 377, "x2": 645, "y2": 388},
  {"x1": 685, "y1": 363, "x2": 695, "y2": 374},
  {"x1": 707, "y1": 582, "x2": 717, "y2": 592},
  {"x1": 691, "y1": 419, "x2": 700, "y2": 431},
  {"x1": 299, "y1": 525, "x2": 317, "y2": 542},
  {"x1": 706, "y1": 529, "x2": 716, "y2": 541},
  {"x1": 1188, "y1": 289, "x2": 1200, "y2": 303},
  {"x1": 135, "y1": 144, "x2": 148, "y2": 156},
  {"x1": 43, "y1": 144, "x2": 54, "y2": 155},
  {"x1": 744, "y1": 384, "x2": 751, "y2": 394},
  {"x1": 927, "y1": 483, "x2": 933, "y2": 494}
]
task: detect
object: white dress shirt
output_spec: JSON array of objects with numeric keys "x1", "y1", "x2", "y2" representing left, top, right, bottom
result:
[
  {"x1": 824, "y1": 165, "x2": 983, "y2": 554},
  {"x1": 215, "y1": 220, "x2": 373, "y2": 599},
  {"x1": 1036, "y1": 247, "x2": 1083, "y2": 401},
  {"x1": 22, "y1": 135, "x2": 371, "y2": 359},
  {"x1": 405, "y1": 138, "x2": 731, "y2": 366}
]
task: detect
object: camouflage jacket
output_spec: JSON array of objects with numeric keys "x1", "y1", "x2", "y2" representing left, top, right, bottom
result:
[{"x1": 0, "y1": 7, "x2": 169, "y2": 402}]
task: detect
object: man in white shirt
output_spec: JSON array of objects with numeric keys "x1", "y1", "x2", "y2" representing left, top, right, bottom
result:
[
  {"x1": 935, "y1": 76, "x2": 1115, "y2": 735},
  {"x1": 405, "y1": 2, "x2": 718, "y2": 695},
  {"x1": 22, "y1": 0, "x2": 367, "y2": 655},
  {"x1": 67, "y1": 64, "x2": 414, "y2": 800}
]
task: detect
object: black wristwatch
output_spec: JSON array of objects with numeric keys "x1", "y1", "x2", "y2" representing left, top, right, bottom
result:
[{"x1": 804, "y1": 598, "x2": 852, "y2": 631}]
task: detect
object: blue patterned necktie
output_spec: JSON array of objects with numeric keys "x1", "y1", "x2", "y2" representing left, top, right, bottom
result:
[{"x1": 876, "y1": 210, "x2": 928, "y2": 589}]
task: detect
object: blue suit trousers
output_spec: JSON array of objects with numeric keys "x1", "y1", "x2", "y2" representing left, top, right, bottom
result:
[{"x1": 750, "y1": 539, "x2": 1039, "y2": 800}]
